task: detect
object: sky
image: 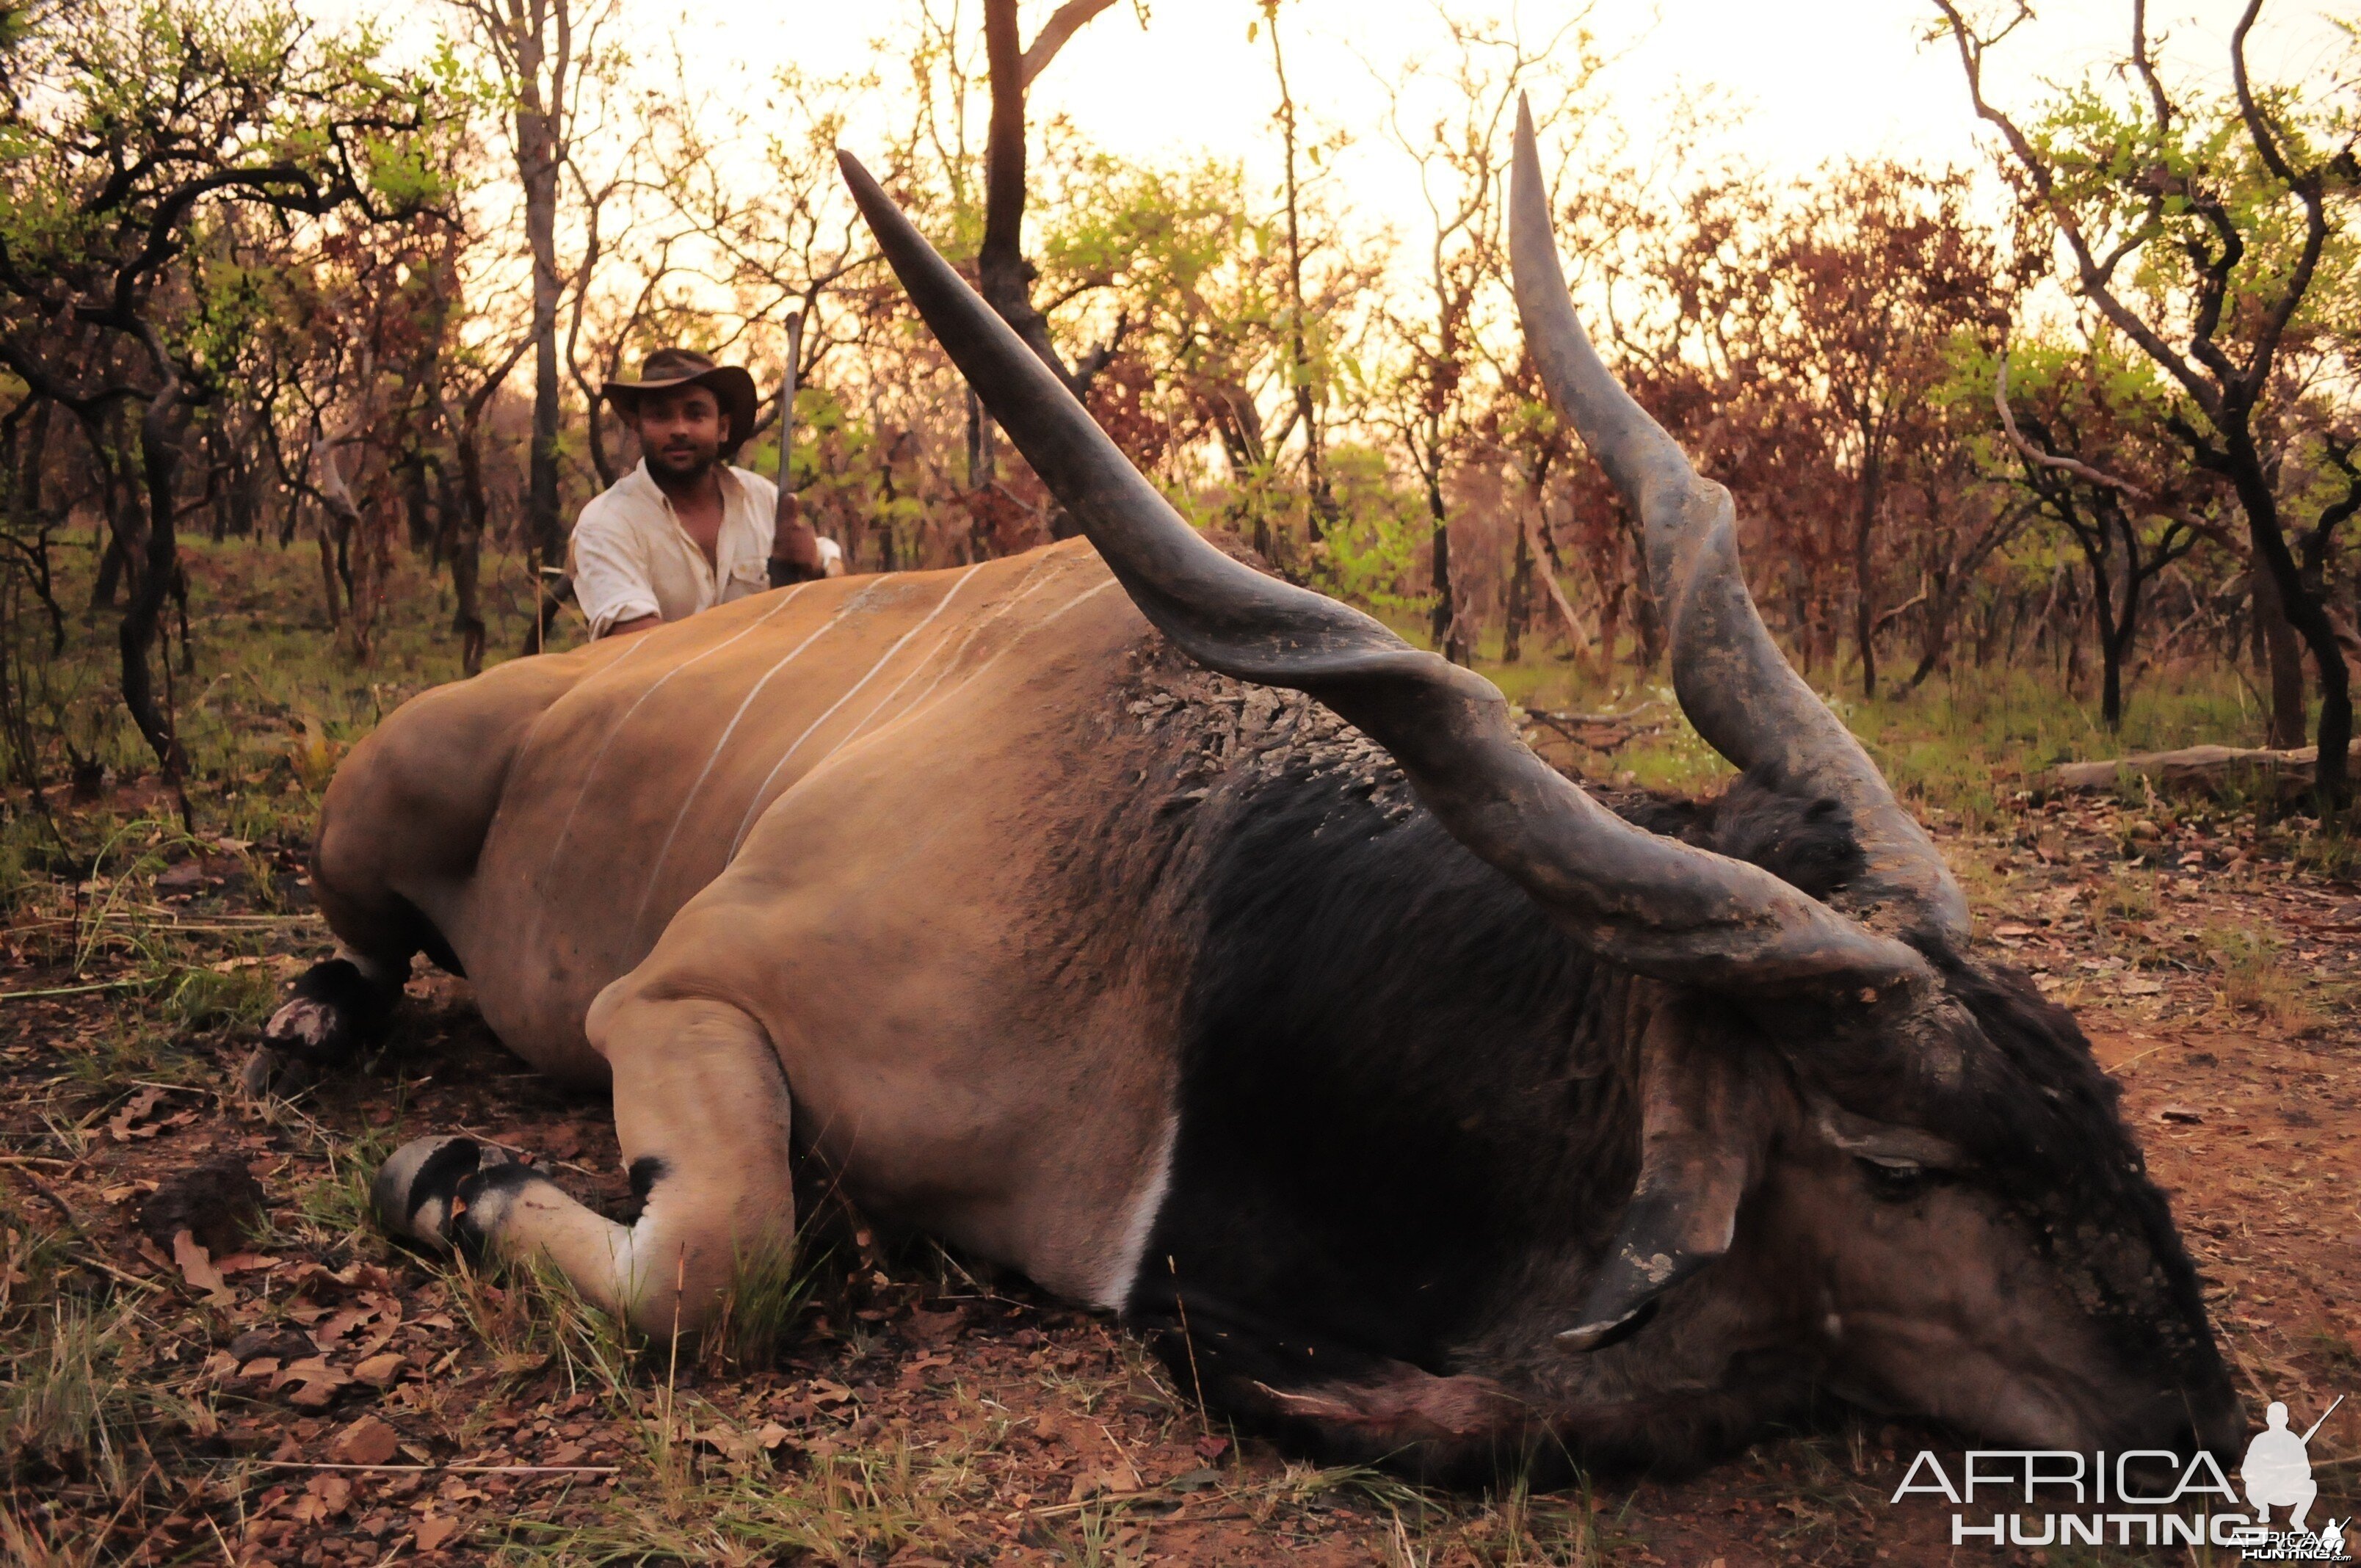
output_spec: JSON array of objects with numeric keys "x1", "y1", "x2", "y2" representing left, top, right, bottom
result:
[{"x1": 638, "y1": 0, "x2": 2348, "y2": 231}]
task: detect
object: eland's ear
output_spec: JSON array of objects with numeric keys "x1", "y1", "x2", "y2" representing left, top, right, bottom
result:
[{"x1": 1558, "y1": 997, "x2": 1776, "y2": 1350}]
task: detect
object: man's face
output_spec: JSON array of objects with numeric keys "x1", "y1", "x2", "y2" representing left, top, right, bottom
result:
[{"x1": 627, "y1": 385, "x2": 728, "y2": 482}]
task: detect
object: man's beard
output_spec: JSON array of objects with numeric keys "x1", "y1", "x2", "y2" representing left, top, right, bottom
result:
[{"x1": 648, "y1": 445, "x2": 718, "y2": 484}]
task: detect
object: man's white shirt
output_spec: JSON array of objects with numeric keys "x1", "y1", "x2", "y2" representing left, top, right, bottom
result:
[{"x1": 567, "y1": 459, "x2": 841, "y2": 638}]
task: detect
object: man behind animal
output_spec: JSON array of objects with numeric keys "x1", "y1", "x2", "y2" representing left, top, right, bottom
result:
[{"x1": 570, "y1": 347, "x2": 843, "y2": 640}]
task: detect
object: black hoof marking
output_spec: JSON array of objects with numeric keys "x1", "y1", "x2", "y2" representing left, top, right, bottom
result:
[
  {"x1": 450, "y1": 1161, "x2": 542, "y2": 1256},
  {"x1": 374, "y1": 1135, "x2": 485, "y2": 1248}
]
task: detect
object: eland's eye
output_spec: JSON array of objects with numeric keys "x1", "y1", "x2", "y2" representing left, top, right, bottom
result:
[{"x1": 1857, "y1": 1156, "x2": 1935, "y2": 1201}]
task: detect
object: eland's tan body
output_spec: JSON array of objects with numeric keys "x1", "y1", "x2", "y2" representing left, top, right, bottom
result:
[{"x1": 319, "y1": 540, "x2": 1197, "y2": 1318}]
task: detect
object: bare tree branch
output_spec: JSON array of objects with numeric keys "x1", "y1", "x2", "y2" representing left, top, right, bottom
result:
[{"x1": 1018, "y1": 0, "x2": 1118, "y2": 89}]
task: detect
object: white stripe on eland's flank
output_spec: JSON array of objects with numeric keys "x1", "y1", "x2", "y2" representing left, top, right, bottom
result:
[
  {"x1": 835, "y1": 558, "x2": 1074, "y2": 733},
  {"x1": 799, "y1": 577, "x2": 1122, "y2": 791},
  {"x1": 781, "y1": 557, "x2": 1064, "y2": 775},
  {"x1": 631, "y1": 572, "x2": 968, "y2": 934},
  {"x1": 721, "y1": 565, "x2": 993, "y2": 860},
  {"x1": 540, "y1": 584, "x2": 820, "y2": 888},
  {"x1": 1090, "y1": 1110, "x2": 1180, "y2": 1313},
  {"x1": 711, "y1": 559, "x2": 1075, "y2": 867}
]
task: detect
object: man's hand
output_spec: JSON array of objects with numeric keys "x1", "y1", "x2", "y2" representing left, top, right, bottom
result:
[
  {"x1": 605, "y1": 614, "x2": 662, "y2": 639},
  {"x1": 769, "y1": 490, "x2": 826, "y2": 587}
]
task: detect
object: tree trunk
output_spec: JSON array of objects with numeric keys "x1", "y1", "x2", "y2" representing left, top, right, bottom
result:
[
  {"x1": 1906, "y1": 571, "x2": 1956, "y2": 691},
  {"x1": 980, "y1": 0, "x2": 1073, "y2": 390},
  {"x1": 1503, "y1": 518, "x2": 1531, "y2": 664},
  {"x1": 1423, "y1": 462, "x2": 1462, "y2": 662},
  {"x1": 1623, "y1": 515, "x2": 1664, "y2": 672},
  {"x1": 2249, "y1": 535, "x2": 2310, "y2": 749},
  {"x1": 1852, "y1": 449, "x2": 1882, "y2": 698},
  {"x1": 122, "y1": 362, "x2": 187, "y2": 783},
  {"x1": 2227, "y1": 427, "x2": 2347, "y2": 806},
  {"x1": 435, "y1": 464, "x2": 486, "y2": 677},
  {"x1": 2099, "y1": 611, "x2": 2125, "y2": 730},
  {"x1": 1265, "y1": 1, "x2": 1328, "y2": 539},
  {"x1": 514, "y1": 0, "x2": 567, "y2": 569},
  {"x1": 1523, "y1": 505, "x2": 1586, "y2": 658}
]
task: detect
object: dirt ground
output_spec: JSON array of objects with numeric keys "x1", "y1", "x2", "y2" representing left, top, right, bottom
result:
[{"x1": 1, "y1": 785, "x2": 2356, "y2": 1566}]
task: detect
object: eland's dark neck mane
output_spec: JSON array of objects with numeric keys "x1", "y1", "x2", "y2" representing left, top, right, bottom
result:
[{"x1": 1126, "y1": 715, "x2": 1868, "y2": 1386}]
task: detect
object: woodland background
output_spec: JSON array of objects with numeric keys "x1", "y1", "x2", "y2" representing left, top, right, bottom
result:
[{"x1": 0, "y1": 0, "x2": 2357, "y2": 827}]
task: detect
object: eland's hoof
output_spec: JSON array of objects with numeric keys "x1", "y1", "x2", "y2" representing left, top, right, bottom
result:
[
  {"x1": 238, "y1": 1044, "x2": 319, "y2": 1101},
  {"x1": 373, "y1": 1135, "x2": 521, "y2": 1250}
]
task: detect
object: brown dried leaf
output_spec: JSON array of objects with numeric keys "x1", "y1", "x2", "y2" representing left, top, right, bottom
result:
[
  {"x1": 303, "y1": 1473, "x2": 352, "y2": 1517},
  {"x1": 272, "y1": 1356, "x2": 354, "y2": 1409},
  {"x1": 412, "y1": 1514, "x2": 462, "y2": 1550},
  {"x1": 309, "y1": 1303, "x2": 380, "y2": 1351},
  {"x1": 170, "y1": 1230, "x2": 228, "y2": 1296},
  {"x1": 330, "y1": 1415, "x2": 399, "y2": 1467},
  {"x1": 107, "y1": 1087, "x2": 164, "y2": 1141},
  {"x1": 352, "y1": 1352, "x2": 405, "y2": 1388}
]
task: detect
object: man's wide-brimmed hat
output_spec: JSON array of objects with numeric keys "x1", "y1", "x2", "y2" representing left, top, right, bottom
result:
[{"x1": 601, "y1": 348, "x2": 759, "y2": 457}]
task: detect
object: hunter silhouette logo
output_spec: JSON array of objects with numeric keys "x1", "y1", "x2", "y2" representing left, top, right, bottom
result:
[
  {"x1": 2245, "y1": 1398, "x2": 2336, "y2": 1530},
  {"x1": 2239, "y1": 1395, "x2": 2350, "y2": 1563}
]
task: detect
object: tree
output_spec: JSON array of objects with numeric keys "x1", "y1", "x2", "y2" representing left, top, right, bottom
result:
[
  {"x1": 1256, "y1": 0, "x2": 1335, "y2": 535},
  {"x1": 1936, "y1": 0, "x2": 2360, "y2": 807},
  {"x1": 0, "y1": 0, "x2": 452, "y2": 782},
  {"x1": 1994, "y1": 336, "x2": 2223, "y2": 725},
  {"x1": 1372, "y1": 10, "x2": 1592, "y2": 663},
  {"x1": 1771, "y1": 161, "x2": 2010, "y2": 696},
  {"x1": 978, "y1": 0, "x2": 1128, "y2": 399},
  {"x1": 448, "y1": 0, "x2": 620, "y2": 571}
]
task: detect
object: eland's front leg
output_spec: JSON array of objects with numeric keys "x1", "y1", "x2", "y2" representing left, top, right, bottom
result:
[{"x1": 374, "y1": 995, "x2": 796, "y2": 1336}]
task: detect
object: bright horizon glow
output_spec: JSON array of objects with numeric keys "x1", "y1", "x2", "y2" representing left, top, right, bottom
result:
[
  {"x1": 317, "y1": 1, "x2": 2346, "y2": 233},
  {"x1": 659, "y1": 1, "x2": 2341, "y2": 219},
  {"x1": 301, "y1": 0, "x2": 2349, "y2": 390}
]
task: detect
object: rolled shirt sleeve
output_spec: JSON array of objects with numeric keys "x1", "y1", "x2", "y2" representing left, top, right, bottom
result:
[{"x1": 567, "y1": 501, "x2": 662, "y2": 639}]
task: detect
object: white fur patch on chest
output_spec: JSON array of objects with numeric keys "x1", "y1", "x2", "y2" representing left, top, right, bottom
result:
[{"x1": 1088, "y1": 1110, "x2": 1180, "y2": 1312}]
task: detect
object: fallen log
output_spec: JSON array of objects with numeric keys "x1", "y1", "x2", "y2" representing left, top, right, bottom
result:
[{"x1": 2047, "y1": 741, "x2": 2361, "y2": 801}]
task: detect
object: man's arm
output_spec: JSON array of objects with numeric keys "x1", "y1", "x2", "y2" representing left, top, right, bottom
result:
[{"x1": 570, "y1": 510, "x2": 663, "y2": 639}]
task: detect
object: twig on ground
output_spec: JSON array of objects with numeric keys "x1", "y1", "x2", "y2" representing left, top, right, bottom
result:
[
  {"x1": 254, "y1": 1461, "x2": 620, "y2": 1476},
  {"x1": 0, "y1": 978, "x2": 145, "y2": 1002}
]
